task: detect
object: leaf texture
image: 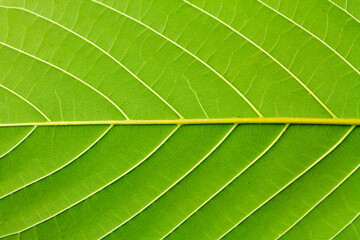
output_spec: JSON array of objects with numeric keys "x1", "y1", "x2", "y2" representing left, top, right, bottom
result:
[{"x1": 0, "y1": 0, "x2": 359, "y2": 239}]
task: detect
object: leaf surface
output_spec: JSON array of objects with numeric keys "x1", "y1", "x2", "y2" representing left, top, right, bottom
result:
[{"x1": 0, "y1": 0, "x2": 359, "y2": 239}]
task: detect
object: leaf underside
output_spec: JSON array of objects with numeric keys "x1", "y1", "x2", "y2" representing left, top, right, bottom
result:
[{"x1": 0, "y1": 0, "x2": 359, "y2": 239}]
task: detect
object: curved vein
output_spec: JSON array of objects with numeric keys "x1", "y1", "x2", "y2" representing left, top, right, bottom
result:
[
  {"x1": 219, "y1": 125, "x2": 355, "y2": 239},
  {"x1": 183, "y1": 0, "x2": 337, "y2": 119},
  {"x1": 185, "y1": 77, "x2": 209, "y2": 118},
  {"x1": 0, "y1": 125, "x2": 112, "y2": 201},
  {"x1": 90, "y1": 0, "x2": 263, "y2": 118},
  {"x1": 0, "y1": 84, "x2": 50, "y2": 121},
  {"x1": 257, "y1": 0, "x2": 360, "y2": 75},
  {"x1": 0, "y1": 41, "x2": 129, "y2": 120},
  {"x1": 0, "y1": 124, "x2": 179, "y2": 238},
  {"x1": 0, "y1": 5, "x2": 183, "y2": 119},
  {"x1": 277, "y1": 155, "x2": 360, "y2": 239},
  {"x1": 327, "y1": 0, "x2": 360, "y2": 23},
  {"x1": 330, "y1": 212, "x2": 360, "y2": 239},
  {"x1": 161, "y1": 124, "x2": 289, "y2": 240},
  {"x1": 99, "y1": 124, "x2": 237, "y2": 239},
  {"x1": 0, "y1": 126, "x2": 36, "y2": 159}
]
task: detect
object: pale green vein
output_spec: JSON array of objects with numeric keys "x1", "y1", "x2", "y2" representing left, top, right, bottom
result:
[
  {"x1": 185, "y1": 76, "x2": 209, "y2": 118},
  {"x1": 330, "y1": 213, "x2": 360, "y2": 239},
  {"x1": 0, "y1": 41, "x2": 129, "y2": 120},
  {"x1": 54, "y1": 90, "x2": 64, "y2": 121},
  {"x1": 0, "y1": 125, "x2": 112, "y2": 201},
  {"x1": 161, "y1": 124, "x2": 289, "y2": 240},
  {"x1": 219, "y1": 125, "x2": 355, "y2": 239},
  {"x1": 277, "y1": 159, "x2": 360, "y2": 239},
  {"x1": 183, "y1": 0, "x2": 337, "y2": 119},
  {"x1": 0, "y1": 5, "x2": 183, "y2": 119},
  {"x1": 90, "y1": 0, "x2": 263, "y2": 118},
  {"x1": 0, "y1": 84, "x2": 50, "y2": 121},
  {"x1": 0, "y1": 126, "x2": 36, "y2": 159},
  {"x1": 327, "y1": 0, "x2": 360, "y2": 23},
  {"x1": 99, "y1": 124, "x2": 238, "y2": 239},
  {"x1": 257, "y1": 0, "x2": 360, "y2": 75},
  {"x1": 0, "y1": 124, "x2": 179, "y2": 238}
]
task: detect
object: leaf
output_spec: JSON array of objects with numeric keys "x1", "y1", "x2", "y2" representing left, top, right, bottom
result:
[{"x1": 0, "y1": 0, "x2": 359, "y2": 239}]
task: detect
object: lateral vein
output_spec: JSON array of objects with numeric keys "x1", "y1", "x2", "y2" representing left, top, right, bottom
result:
[
  {"x1": 0, "y1": 41, "x2": 129, "y2": 120},
  {"x1": 162, "y1": 124, "x2": 289, "y2": 240},
  {"x1": 276, "y1": 159, "x2": 360, "y2": 239},
  {"x1": 0, "y1": 125, "x2": 179, "y2": 238},
  {"x1": 327, "y1": 0, "x2": 360, "y2": 23},
  {"x1": 183, "y1": 0, "x2": 337, "y2": 118},
  {"x1": 0, "y1": 126, "x2": 37, "y2": 159},
  {"x1": 330, "y1": 212, "x2": 360, "y2": 240},
  {"x1": 0, "y1": 125, "x2": 113, "y2": 201},
  {"x1": 99, "y1": 124, "x2": 238, "y2": 239},
  {"x1": 0, "y1": 84, "x2": 50, "y2": 121},
  {"x1": 219, "y1": 125, "x2": 355, "y2": 239},
  {"x1": 257, "y1": 0, "x2": 360, "y2": 75},
  {"x1": 90, "y1": 0, "x2": 263, "y2": 118},
  {"x1": 0, "y1": 5, "x2": 183, "y2": 119}
]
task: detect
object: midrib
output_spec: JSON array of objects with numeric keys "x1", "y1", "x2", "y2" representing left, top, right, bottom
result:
[{"x1": 1, "y1": 118, "x2": 360, "y2": 127}]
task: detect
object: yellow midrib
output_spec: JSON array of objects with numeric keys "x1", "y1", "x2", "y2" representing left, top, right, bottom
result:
[{"x1": 1, "y1": 118, "x2": 360, "y2": 127}]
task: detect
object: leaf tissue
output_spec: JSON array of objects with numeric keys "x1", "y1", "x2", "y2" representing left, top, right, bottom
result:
[{"x1": 0, "y1": 0, "x2": 359, "y2": 239}]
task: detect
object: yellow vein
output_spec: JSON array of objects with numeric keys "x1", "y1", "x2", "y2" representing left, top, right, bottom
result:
[
  {"x1": 0, "y1": 84, "x2": 50, "y2": 121},
  {"x1": 99, "y1": 124, "x2": 237, "y2": 240},
  {"x1": 90, "y1": 0, "x2": 263, "y2": 118},
  {"x1": 0, "y1": 41, "x2": 129, "y2": 120},
  {"x1": 330, "y1": 213, "x2": 360, "y2": 240},
  {"x1": 276, "y1": 159, "x2": 360, "y2": 239},
  {"x1": 257, "y1": 0, "x2": 360, "y2": 75},
  {"x1": 0, "y1": 125, "x2": 179, "y2": 238},
  {"x1": 161, "y1": 124, "x2": 288, "y2": 240},
  {"x1": 0, "y1": 125, "x2": 112, "y2": 201},
  {"x1": 2, "y1": 118, "x2": 360, "y2": 127},
  {"x1": 184, "y1": 0, "x2": 337, "y2": 118},
  {"x1": 0, "y1": 5, "x2": 183, "y2": 119},
  {"x1": 219, "y1": 125, "x2": 355, "y2": 239},
  {"x1": 0, "y1": 126, "x2": 36, "y2": 159},
  {"x1": 327, "y1": 0, "x2": 360, "y2": 23}
]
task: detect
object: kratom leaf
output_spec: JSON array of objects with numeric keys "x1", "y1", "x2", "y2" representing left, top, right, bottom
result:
[{"x1": 0, "y1": 0, "x2": 359, "y2": 239}]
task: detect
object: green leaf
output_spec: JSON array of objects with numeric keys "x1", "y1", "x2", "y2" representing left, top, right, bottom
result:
[{"x1": 0, "y1": 0, "x2": 359, "y2": 239}]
